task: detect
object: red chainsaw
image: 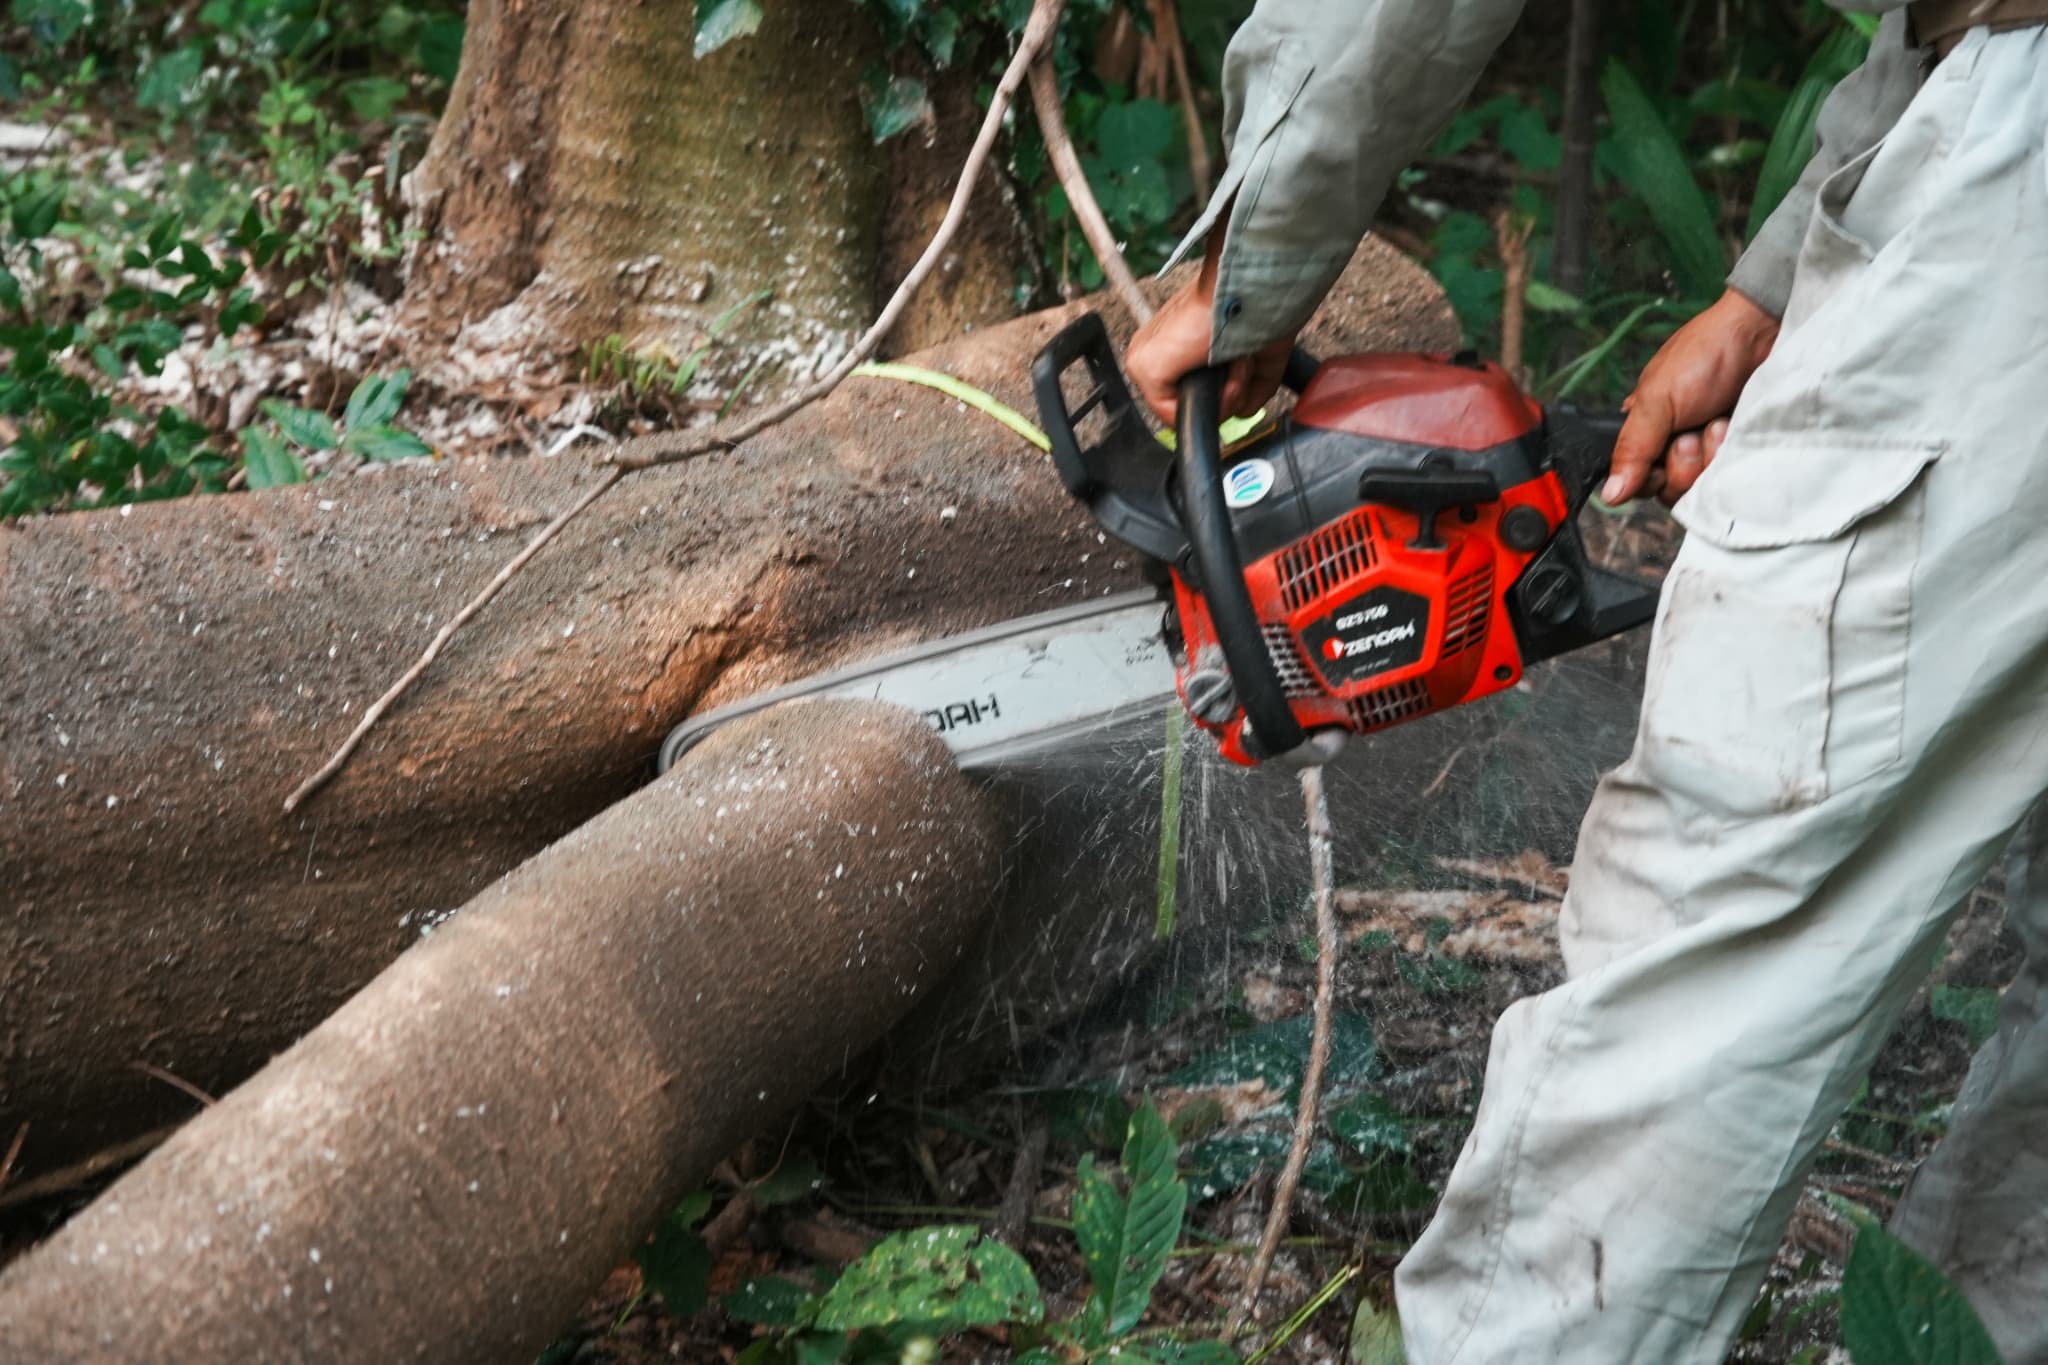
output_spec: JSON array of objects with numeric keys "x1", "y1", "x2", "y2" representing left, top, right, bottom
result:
[
  {"x1": 1029, "y1": 312, "x2": 1658, "y2": 767},
  {"x1": 658, "y1": 312, "x2": 1657, "y2": 775}
]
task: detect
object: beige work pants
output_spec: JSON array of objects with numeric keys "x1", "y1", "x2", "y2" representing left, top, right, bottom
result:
[{"x1": 1397, "y1": 26, "x2": 2048, "y2": 1364}]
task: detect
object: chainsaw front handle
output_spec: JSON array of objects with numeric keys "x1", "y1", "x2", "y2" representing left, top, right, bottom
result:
[{"x1": 1174, "y1": 367, "x2": 1308, "y2": 761}]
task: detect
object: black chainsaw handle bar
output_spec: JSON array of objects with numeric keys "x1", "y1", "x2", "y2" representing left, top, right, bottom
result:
[{"x1": 1175, "y1": 367, "x2": 1307, "y2": 761}]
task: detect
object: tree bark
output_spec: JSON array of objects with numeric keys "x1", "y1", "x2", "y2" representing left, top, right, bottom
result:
[
  {"x1": 1552, "y1": 0, "x2": 1602, "y2": 297},
  {"x1": 0, "y1": 243, "x2": 1460, "y2": 1177},
  {"x1": 402, "y1": 0, "x2": 885, "y2": 385},
  {"x1": 0, "y1": 700, "x2": 1004, "y2": 1363}
]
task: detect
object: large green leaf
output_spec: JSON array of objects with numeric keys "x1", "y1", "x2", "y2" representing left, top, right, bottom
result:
[
  {"x1": 1073, "y1": 1100, "x2": 1186, "y2": 1335},
  {"x1": 241, "y1": 428, "x2": 306, "y2": 490},
  {"x1": 341, "y1": 424, "x2": 430, "y2": 462},
  {"x1": 342, "y1": 369, "x2": 411, "y2": 431},
  {"x1": 694, "y1": 0, "x2": 763, "y2": 58},
  {"x1": 259, "y1": 399, "x2": 339, "y2": 452},
  {"x1": 635, "y1": 1212, "x2": 712, "y2": 1315},
  {"x1": 859, "y1": 68, "x2": 931, "y2": 144},
  {"x1": 1841, "y1": 1221, "x2": 2002, "y2": 1365},
  {"x1": 811, "y1": 1225, "x2": 1042, "y2": 1333},
  {"x1": 1349, "y1": 1301, "x2": 1408, "y2": 1364},
  {"x1": 1601, "y1": 60, "x2": 1725, "y2": 299},
  {"x1": 1747, "y1": 25, "x2": 1870, "y2": 241}
]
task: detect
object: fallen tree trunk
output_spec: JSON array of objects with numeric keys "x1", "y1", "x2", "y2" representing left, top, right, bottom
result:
[
  {"x1": 0, "y1": 700, "x2": 1001, "y2": 1361},
  {"x1": 0, "y1": 243, "x2": 1458, "y2": 1171}
]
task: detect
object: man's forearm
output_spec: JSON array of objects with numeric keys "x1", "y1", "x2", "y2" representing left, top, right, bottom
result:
[{"x1": 1169, "y1": 0, "x2": 1527, "y2": 360}]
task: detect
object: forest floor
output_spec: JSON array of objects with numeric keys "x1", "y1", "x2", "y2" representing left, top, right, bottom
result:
[{"x1": 535, "y1": 852, "x2": 2016, "y2": 1365}]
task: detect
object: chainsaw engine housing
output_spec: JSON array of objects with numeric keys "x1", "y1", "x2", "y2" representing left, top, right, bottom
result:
[{"x1": 1033, "y1": 313, "x2": 1656, "y2": 766}]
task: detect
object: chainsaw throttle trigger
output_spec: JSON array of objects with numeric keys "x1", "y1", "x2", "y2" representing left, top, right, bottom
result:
[
  {"x1": 1174, "y1": 366, "x2": 1307, "y2": 760},
  {"x1": 1356, "y1": 465, "x2": 1502, "y2": 550}
]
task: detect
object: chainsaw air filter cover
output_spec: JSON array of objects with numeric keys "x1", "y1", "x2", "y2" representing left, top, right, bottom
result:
[{"x1": 1033, "y1": 313, "x2": 1655, "y2": 767}]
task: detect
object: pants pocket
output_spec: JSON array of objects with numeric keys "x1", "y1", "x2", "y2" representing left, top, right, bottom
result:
[{"x1": 1642, "y1": 435, "x2": 1942, "y2": 822}]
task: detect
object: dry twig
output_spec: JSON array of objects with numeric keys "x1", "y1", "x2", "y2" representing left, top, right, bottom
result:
[
  {"x1": 992, "y1": 1116, "x2": 1052, "y2": 1248},
  {"x1": 0, "y1": 1122, "x2": 27, "y2": 1201},
  {"x1": 1495, "y1": 209, "x2": 1535, "y2": 384},
  {"x1": 1232, "y1": 765, "x2": 1340, "y2": 1332},
  {"x1": 1028, "y1": 55, "x2": 1155, "y2": 324},
  {"x1": 0, "y1": 1126, "x2": 179, "y2": 1211},
  {"x1": 129, "y1": 1059, "x2": 218, "y2": 1108},
  {"x1": 282, "y1": 466, "x2": 623, "y2": 812},
  {"x1": 607, "y1": 0, "x2": 1070, "y2": 474}
]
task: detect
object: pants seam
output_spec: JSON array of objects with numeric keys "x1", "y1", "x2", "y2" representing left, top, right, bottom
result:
[{"x1": 1440, "y1": 989, "x2": 1587, "y2": 1363}]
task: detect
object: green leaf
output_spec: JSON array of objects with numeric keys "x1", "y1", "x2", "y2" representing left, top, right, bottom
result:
[
  {"x1": 342, "y1": 369, "x2": 410, "y2": 431},
  {"x1": 11, "y1": 185, "x2": 63, "y2": 241},
  {"x1": 260, "y1": 400, "x2": 340, "y2": 452},
  {"x1": 1327, "y1": 1093, "x2": 1412, "y2": 1159},
  {"x1": 635, "y1": 1214, "x2": 712, "y2": 1315},
  {"x1": 341, "y1": 424, "x2": 432, "y2": 462},
  {"x1": 1328, "y1": 1160, "x2": 1438, "y2": 1219},
  {"x1": 1349, "y1": 1300, "x2": 1408, "y2": 1364},
  {"x1": 416, "y1": 14, "x2": 467, "y2": 82},
  {"x1": 1524, "y1": 280, "x2": 1584, "y2": 314},
  {"x1": 241, "y1": 429, "x2": 307, "y2": 490},
  {"x1": 0, "y1": 51, "x2": 20, "y2": 102},
  {"x1": 694, "y1": 0, "x2": 764, "y2": 58},
  {"x1": 751, "y1": 1151, "x2": 823, "y2": 1207},
  {"x1": 722, "y1": 1275, "x2": 817, "y2": 1328},
  {"x1": 1073, "y1": 1100, "x2": 1186, "y2": 1335},
  {"x1": 1748, "y1": 26, "x2": 1870, "y2": 241},
  {"x1": 1169, "y1": 1013, "x2": 1377, "y2": 1095},
  {"x1": 1095, "y1": 98, "x2": 1176, "y2": 168},
  {"x1": 1930, "y1": 985, "x2": 2002, "y2": 1052},
  {"x1": 137, "y1": 44, "x2": 205, "y2": 112},
  {"x1": 1497, "y1": 104, "x2": 1560, "y2": 174},
  {"x1": 1040, "y1": 1085, "x2": 1134, "y2": 1152},
  {"x1": 1600, "y1": 60, "x2": 1726, "y2": 299},
  {"x1": 342, "y1": 76, "x2": 410, "y2": 122},
  {"x1": 860, "y1": 68, "x2": 931, "y2": 144},
  {"x1": 1841, "y1": 1221, "x2": 2001, "y2": 1365},
  {"x1": 812, "y1": 1225, "x2": 1042, "y2": 1333},
  {"x1": 11, "y1": 0, "x2": 90, "y2": 44}
]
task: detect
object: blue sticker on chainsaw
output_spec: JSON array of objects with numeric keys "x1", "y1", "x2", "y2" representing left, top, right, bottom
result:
[
  {"x1": 1299, "y1": 586, "x2": 1430, "y2": 687},
  {"x1": 1223, "y1": 457, "x2": 1276, "y2": 509}
]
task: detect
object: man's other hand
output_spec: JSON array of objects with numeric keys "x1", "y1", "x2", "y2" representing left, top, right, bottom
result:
[
  {"x1": 1125, "y1": 238, "x2": 1293, "y2": 427},
  {"x1": 1605, "y1": 289, "x2": 1782, "y2": 506}
]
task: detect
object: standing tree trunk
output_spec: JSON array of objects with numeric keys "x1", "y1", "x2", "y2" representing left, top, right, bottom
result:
[
  {"x1": 1552, "y1": 0, "x2": 1602, "y2": 297},
  {"x1": 402, "y1": 0, "x2": 885, "y2": 386}
]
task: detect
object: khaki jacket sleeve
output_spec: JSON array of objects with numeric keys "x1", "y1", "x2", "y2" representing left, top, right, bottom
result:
[
  {"x1": 1727, "y1": 9, "x2": 1922, "y2": 316},
  {"x1": 1166, "y1": 0, "x2": 1527, "y2": 361}
]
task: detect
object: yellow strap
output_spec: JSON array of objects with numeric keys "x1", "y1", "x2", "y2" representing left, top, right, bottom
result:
[
  {"x1": 849, "y1": 362, "x2": 1050, "y2": 452},
  {"x1": 850, "y1": 359, "x2": 1270, "y2": 455}
]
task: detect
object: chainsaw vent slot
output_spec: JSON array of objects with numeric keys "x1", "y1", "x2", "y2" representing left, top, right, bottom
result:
[
  {"x1": 1263, "y1": 624, "x2": 1322, "y2": 698},
  {"x1": 1276, "y1": 509, "x2": 1378, "y2": 612},
  {"x1": 1348, "y1": 678, "x2": 1433, "y2": 731},
  {"x1": 1441, "y1": 564, "x2": 1494, "y2": 656}
]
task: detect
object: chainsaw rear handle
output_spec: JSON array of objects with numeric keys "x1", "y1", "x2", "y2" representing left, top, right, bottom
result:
[
  {"x1": 1175, "y1": 367, "x2": 1308, "y2": 760},
  {"x1": 1031, "y1": 313, "x2": 1324, "y2": 568}
]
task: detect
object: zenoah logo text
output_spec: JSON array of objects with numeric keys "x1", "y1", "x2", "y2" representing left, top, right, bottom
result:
[
  {"x1": 1322, "y1": 620, "x2": 1417, "y2": 661},
  {"x1": 924, "y1": 693, "x2": 1000, "y2": 734}
]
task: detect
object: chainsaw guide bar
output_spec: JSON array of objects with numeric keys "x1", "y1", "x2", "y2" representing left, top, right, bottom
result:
[{"x1": 656, "y1": 591, "x2": 1177, "y2": 774}]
